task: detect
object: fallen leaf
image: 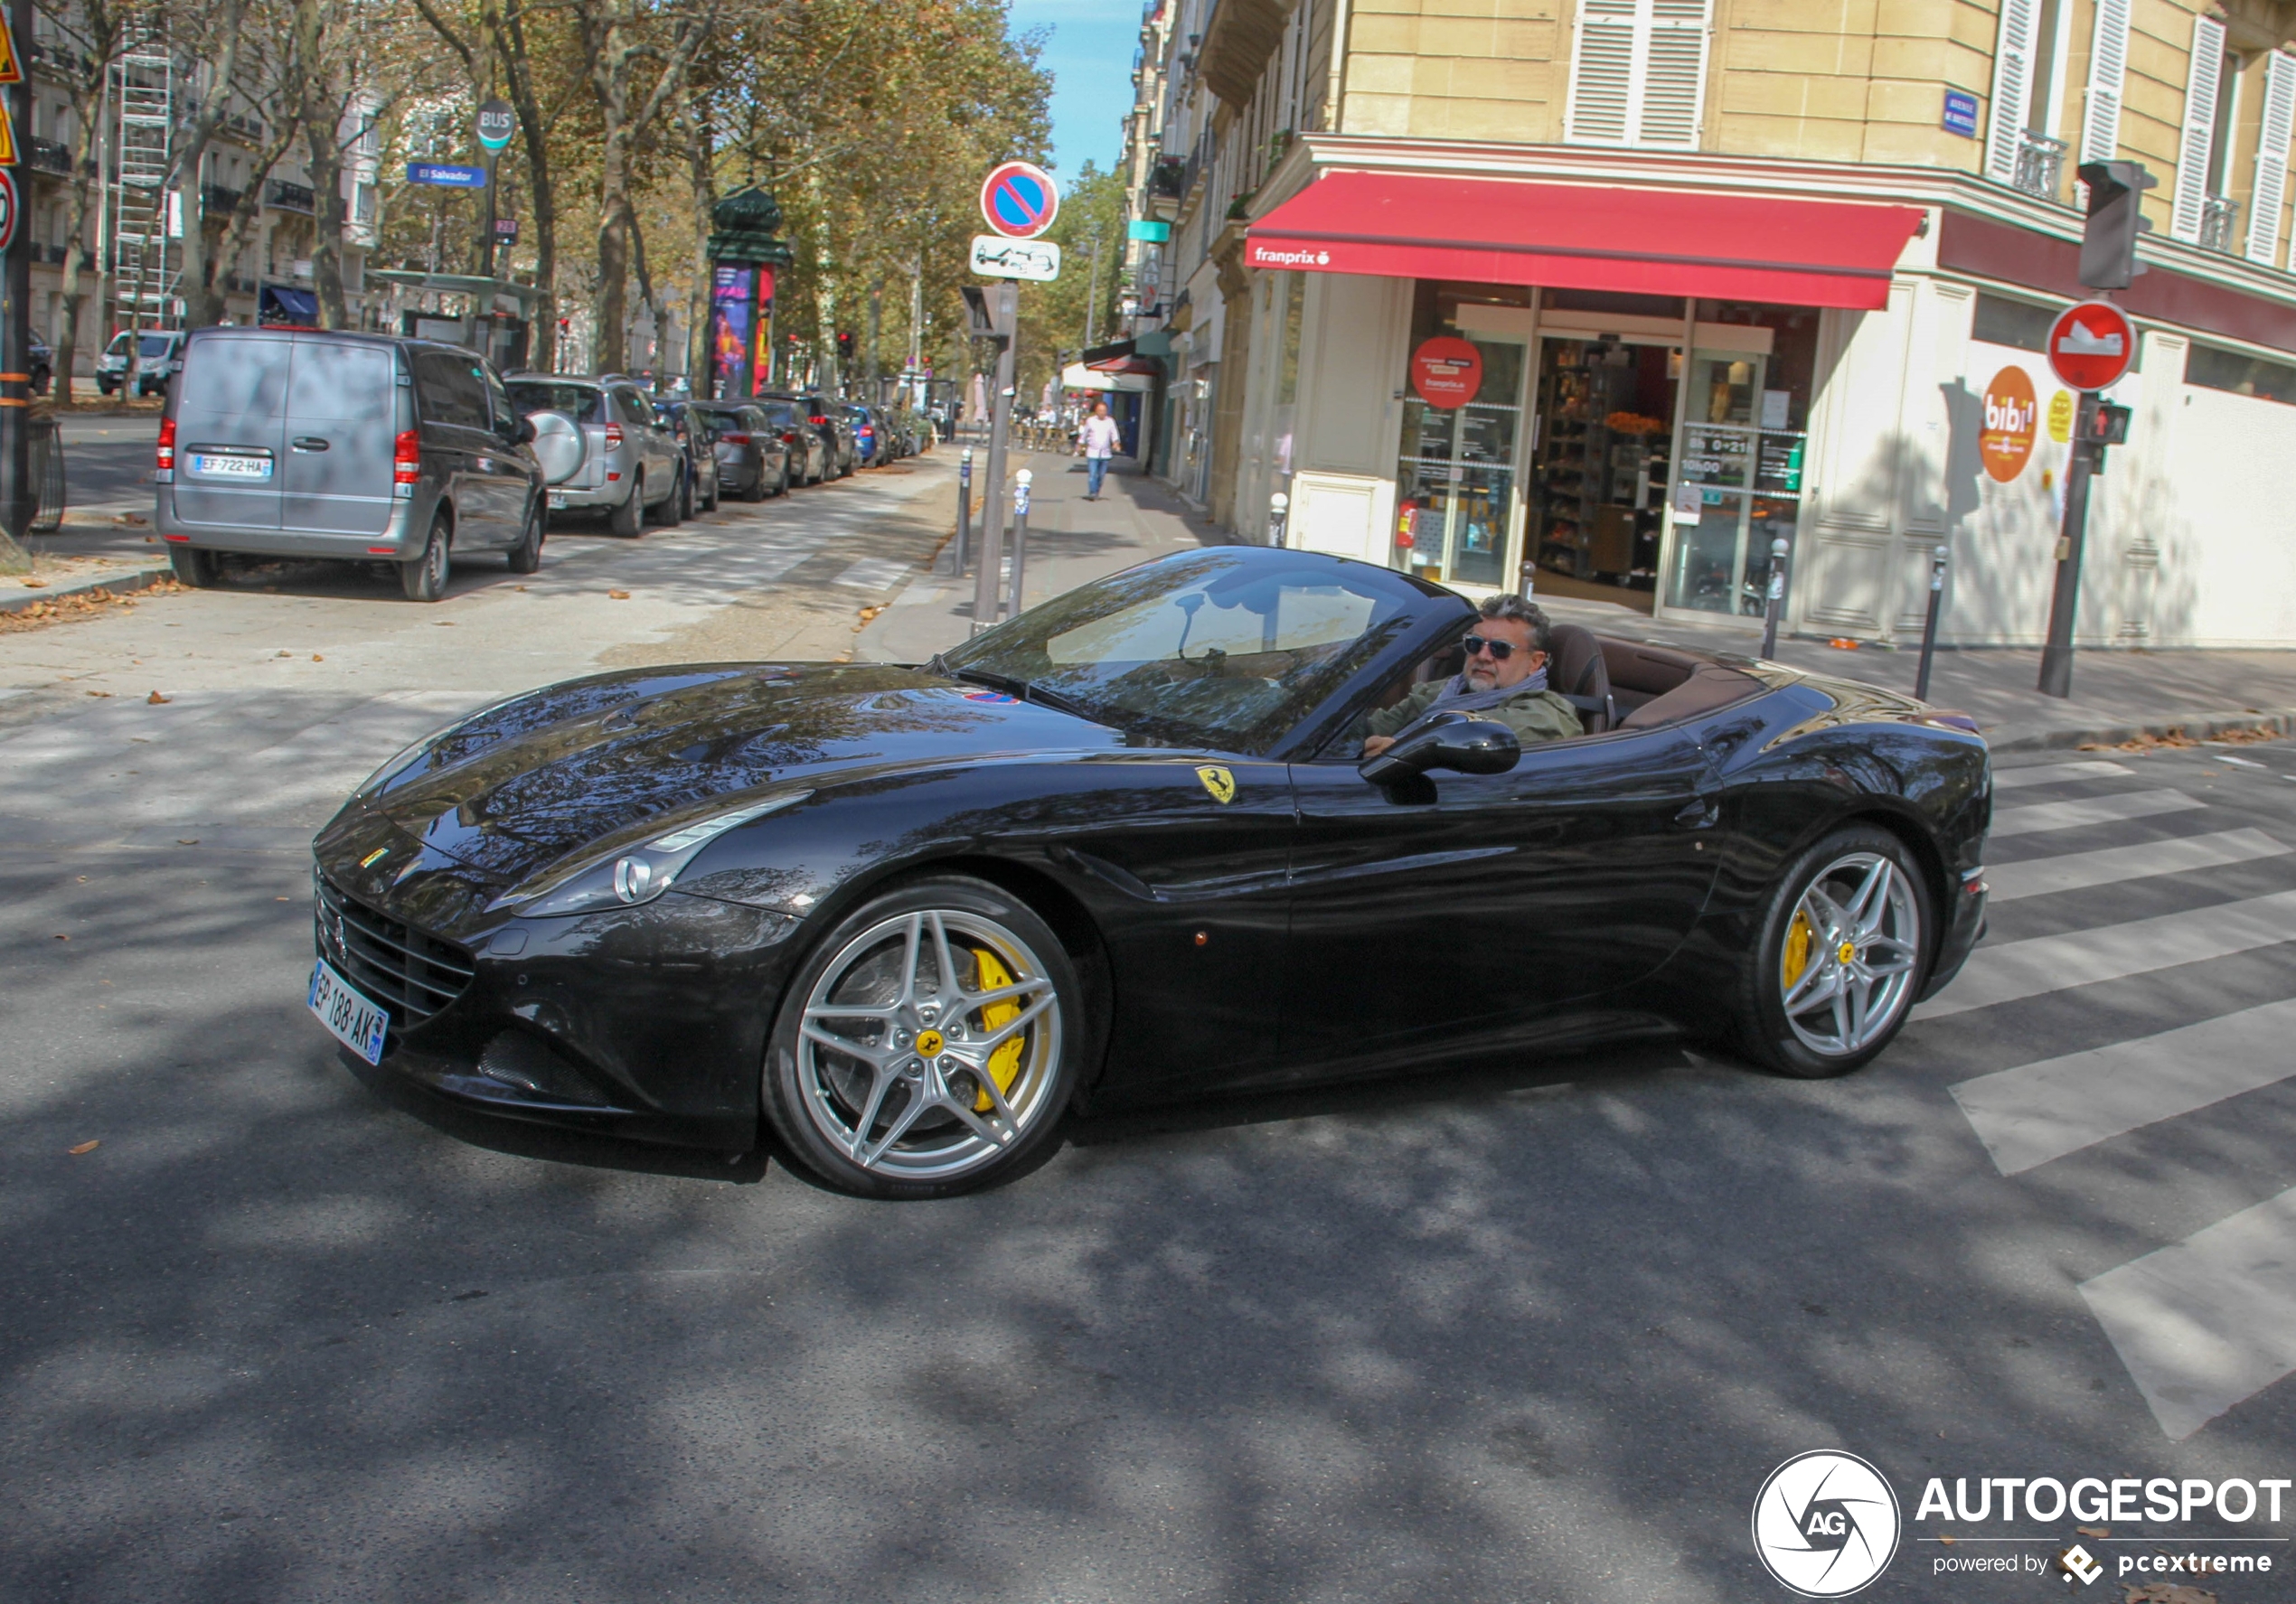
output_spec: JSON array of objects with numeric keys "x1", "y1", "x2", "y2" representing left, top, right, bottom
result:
[
  {"x1": 2078, "y1": 1525, "x2": 2109, "y2": 1538},
  {"x1": 1937, "y1": 1534, "x2": 1954, "y2": 1545},
  {"x1": 434, "y1": 620, "x2": 455, "y2": 626},
  {"x1": 53, "y1": 933, "x2": 68, "y2": 941},
  {"x1": 176, "y1": 838, "x2": 198, "y2": 845},
  {"x1": 607, "y1": 590, "x2": 631, "y2": 600},
  {"x1": 275, "y1": 896, "x2": 291, "y2": 902},
  {"x1": 278, "y1": 650, "x2": 293, "y2": 657},
  {"x1": 312, "y1": 653, "x2": 324, "y2": 661},
  {"x1": 146, "y1": 690, "x2": 170, "y2": 704},
  {"x1": 68, "y1": 1140, "x2": 99, "y2": 1156},
  {"x1": 20, "y1": 578, "x2": 46, "y2": 588},
  {"x1": 515, "y1": 585, "x2": 528, "y2": 592},
  {"x1": 87, "y1": 689, "x2": 112, "y2": 698}
]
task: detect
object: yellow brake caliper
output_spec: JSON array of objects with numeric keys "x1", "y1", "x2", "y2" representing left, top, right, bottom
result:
[
  {"x1": 969, "y1": 948, "x2": 1026, "y2": 1112},
  {"x1": 1783, "y1": 910, "x2": 1814, "y2": 991}
]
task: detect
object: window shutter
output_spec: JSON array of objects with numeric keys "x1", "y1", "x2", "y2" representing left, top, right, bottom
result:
[
  {"x1": 1566, "y1": 0, "x2": 1710, "y2": 150},
  {"x1": 1566, "y1": 0, "x2": 1638, "y2": 146},
  {"x1": 2172, "y1": 14, "x2": 2227, "y2": 242},
  {"x1": 2081, "y1": 0, "x2": 2131, "y2": 164},
  {"x1": 1637, "y1": 0, "x2": 1711, "y2": 150},
  {"x1": 1986, "y1": 0, "x2": 2042, "y2": 183},
  {"x1": 2249, "y1": 52, "x2": 2296, "y2": 266}
]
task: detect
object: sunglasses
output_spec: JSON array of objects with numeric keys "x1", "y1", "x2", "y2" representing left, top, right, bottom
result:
[{"x1": 1460, "y1": 634, "x2": 1519, "y2": 661}]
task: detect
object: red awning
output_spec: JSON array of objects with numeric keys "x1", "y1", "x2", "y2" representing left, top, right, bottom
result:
[
  {"x1": 1246, "y1": 173, "x2": 1923, "y2": 311},
  {"x1": 1086, "y1": 354, "x2": 1161, "y2": 375}
]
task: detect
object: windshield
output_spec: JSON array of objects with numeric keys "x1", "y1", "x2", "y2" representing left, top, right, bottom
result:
[
  {"x1": 139, "y1": 334, "x2": 175, "y2": 357},
  {"x1": 506, "y1": 381, "x2": 605, "y2": 423},
  {"x1": 938, "y1": 549, "x2": 1428, "y2": 755}
]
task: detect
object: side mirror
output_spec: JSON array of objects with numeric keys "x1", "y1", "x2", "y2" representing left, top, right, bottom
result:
[{"x1": 1358, "y1": 715, "x2": 1520, "y2": 786}]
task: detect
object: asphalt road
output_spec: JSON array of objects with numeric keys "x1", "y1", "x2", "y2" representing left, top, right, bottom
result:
[
  {"x1": 5, "y1": 516, "x2": 2295, "y2": 1599},
  {"x1": 54, "y1": 414, "x2": 161, "y2": 511}
]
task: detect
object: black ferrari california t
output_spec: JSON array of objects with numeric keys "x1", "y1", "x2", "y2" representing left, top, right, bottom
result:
[{"x1": 308, "y1": 546, "x2": 1990, "y2": 1197}]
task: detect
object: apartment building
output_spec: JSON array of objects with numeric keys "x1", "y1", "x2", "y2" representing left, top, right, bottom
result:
[
  {"x1": 1118, "y1": 0, "x2": 2296, "y2": 650},
  {"x1": 22, "y1": 25, "x2": 381, "y2": 377}
]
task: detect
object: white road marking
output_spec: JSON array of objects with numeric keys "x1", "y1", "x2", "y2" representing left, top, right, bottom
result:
[
  {"x1": 1992, "y1": 759, "x2": 2136, "y2": 791},
  {"x1": 1950, "y1": 996, "x2": 2296, "y2": 1174},
  {"x1": 1915, "y1": 886, "x2": 2296, "y2": 1018},
  {"x1": 2081, "y1": 1184, "x2": 2296, "y2": 1439},
  {"x1": 1985, "y1": 828, "x2": 2291, "y2": 903},
  {"x1": 833, "y1": 558, "x2": 911, "y2": 592},
  {"x1": 1990, "y1": 790, "x2": 2207, "y2": 839},
  {"x1": 2214, "y1": 754, "x2": 2269, "y2": 769}
]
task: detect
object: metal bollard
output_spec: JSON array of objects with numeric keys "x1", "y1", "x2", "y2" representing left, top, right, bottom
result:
[
  {"x1": 1759, "y1": 536, "x2": 1789, "y2": 661},
  {"x1": 1915, "y1": 543, "x2": 1949, "y2": 703},
  {"x1": 955, "y1": 448, "x2": 974, "y2": 574},
  {"x1": 1266, "y1": 491, "x2": 1289, "y2": 548},
  {"x1": 1006, "y1": 470, "x2": 1032, "y2": 621}
]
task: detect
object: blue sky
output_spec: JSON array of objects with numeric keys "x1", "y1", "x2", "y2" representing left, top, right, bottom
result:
[{"x1": 1009, "y1": 0, "x2": 1137, "y2": 178}]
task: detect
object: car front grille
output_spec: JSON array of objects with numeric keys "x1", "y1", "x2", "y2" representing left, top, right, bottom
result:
[{"x1": 315, "y1": 872, "x2": 476, "y2": 1028}]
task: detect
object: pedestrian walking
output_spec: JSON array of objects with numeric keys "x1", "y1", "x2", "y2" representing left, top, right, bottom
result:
[{"x1": 1079, "y1": 402, "x2": 1121, "y2": 501}]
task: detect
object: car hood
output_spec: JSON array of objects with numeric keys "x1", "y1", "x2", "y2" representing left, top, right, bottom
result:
[{"x1": 347, "y1": 662, "x2": 1127, "y2": 884}]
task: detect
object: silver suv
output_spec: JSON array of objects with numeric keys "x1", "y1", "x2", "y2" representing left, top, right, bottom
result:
[{"x1": 503, "y1": 374, "x2": 683, "y2": 537}]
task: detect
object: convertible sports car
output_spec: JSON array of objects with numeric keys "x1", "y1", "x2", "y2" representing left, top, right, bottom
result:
[{"x1": 309, "y1": 547, "x2": 1990, "y2": 1198}]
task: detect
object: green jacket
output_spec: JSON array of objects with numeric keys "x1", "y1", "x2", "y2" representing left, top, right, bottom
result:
[{"x1": 1361, "y1": 678, "x2": 1583, "y2": 746}]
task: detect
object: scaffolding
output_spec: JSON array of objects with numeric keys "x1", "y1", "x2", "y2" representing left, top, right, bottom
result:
[{"x1": 110, "y1": 47, "x2": 181, "y2": 332}]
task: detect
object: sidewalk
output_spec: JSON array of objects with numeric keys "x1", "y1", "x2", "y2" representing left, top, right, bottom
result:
[
  {"x1": 860, "y1": 452, "x2": 2295, "y2": 753},
  {"x1": 857, "y1": 451, "x2": 1233, "y2": 663}
]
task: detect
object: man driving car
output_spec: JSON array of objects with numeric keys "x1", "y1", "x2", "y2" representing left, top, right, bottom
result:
[{"x1": 1360, "y1": 595, "x2": 1579, "y2": 757}]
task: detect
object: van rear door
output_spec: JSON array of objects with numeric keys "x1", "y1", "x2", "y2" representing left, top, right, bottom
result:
[
  {"x1": 172, "y1": 335, "x2": 288, "y2": 530},
  {"x1": 282, "y1": 338, "x2": 398, "y2": 536}
]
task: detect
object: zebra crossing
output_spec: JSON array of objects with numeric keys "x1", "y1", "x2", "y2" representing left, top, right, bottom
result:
[{"x1": 1923, "y1": 745, "x2": 2296, "y2": 1440}]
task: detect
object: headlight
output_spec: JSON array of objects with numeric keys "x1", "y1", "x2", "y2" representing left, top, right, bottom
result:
[{"x1": 493, "y1": 792, "x2": 813, "y2": 919}]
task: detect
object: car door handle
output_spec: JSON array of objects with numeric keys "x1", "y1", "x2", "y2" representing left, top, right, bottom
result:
[
  {"x1": 1673, "y1": 797, "x2": 1720, "y2": 829},
  {"x1": 291, "y1": 436, "x2": 330, "y2": 452}
]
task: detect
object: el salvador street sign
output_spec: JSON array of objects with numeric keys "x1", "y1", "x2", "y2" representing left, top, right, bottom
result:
[
  {"x1": 475, "y1": 99, "x2": 516, "y2": 152},
  {"x1": 980, "y1": 161, "x2": 1058, "y2": 239},
  {"x1": 408, "y1": 162, "x2": 487, "y2": 189},
  {"x1": 2047, "y1": 300, "x2": 2136, "y2": 391},
  {"x1": 970, "y1": 234, "x2": 1060, "y2": 283},
  {"x1": 1942, "y1": 88, "x2": 1980, "y2": 138}
]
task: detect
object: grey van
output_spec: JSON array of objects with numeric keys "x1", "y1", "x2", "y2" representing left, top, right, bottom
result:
[{"x1": 155, "y1": 329, "x2": 576, "y2": 602}]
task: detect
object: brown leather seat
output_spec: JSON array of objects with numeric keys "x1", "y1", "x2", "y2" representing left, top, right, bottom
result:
[
  {"x1": 1617, "y1": 663, "x2": 1764, "y2": 729},
  {"x1": 1545, "y1": 623, "x2": 1616, "y2": 733}
]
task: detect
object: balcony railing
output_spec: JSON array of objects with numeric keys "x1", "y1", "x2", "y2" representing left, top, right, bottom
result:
[
  {"x1": 25, "y1": 136, "x2": 70, "y2": 175},
  {"x1": 1147, "y1": 156, "x2": 1184, "y2": 199},
  {"x1": 202, "y1": 182, "x2": 245, "y2": 215},
  {"x1": 266, "y1": 179, "x2": 315, "y2": 214},
  {"x1": 2010, "y1": 131, "x2": 2067, "y2": 202},
  {"x1": 2201, "y1": 192, "x2": 2239, "y2": 254}
]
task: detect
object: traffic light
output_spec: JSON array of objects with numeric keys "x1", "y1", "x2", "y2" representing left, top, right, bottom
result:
[
  {"x1": 836, "y1": 331, "x2": 855, "y2": 362},
  {"x1": 2078, "y1": 161, "x2": 2157, "y2": 290}
]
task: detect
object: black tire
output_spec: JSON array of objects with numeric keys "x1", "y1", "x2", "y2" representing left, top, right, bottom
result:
[
  {"x1": 97, "y1": 377, "x2": 118, "y2": 397},
  {"x1": 608, "y1": 474, "x2": 643, "y2": 538},
  {"x1": 776, "y1": 462, "x2": 792, "y2": 496},
  {"x1": 168, "y1": 546, "x2": 218, "y2": 587},
  {"x1": 648, "y1": 468, "x2": 682, "y2": 527},
  {"x1": 1729, "y1": 823, "x2": 1933, "y2": 1079},
  {"x1": 507, "y1": 501, "x2": 543, "y2": 574},
  {"x1": 400, "y1": 515, "x2": 450, "y2": 602},
  {"x1": 762, "y1": 875, "x2": 1082, "y2": 1200},
  {"x1": 674, "y1": 465, "x2": 693, "y2": 523}
]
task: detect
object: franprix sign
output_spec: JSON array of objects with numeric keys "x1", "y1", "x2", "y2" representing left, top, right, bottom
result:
[
  {"x1": 1410, "y1": 335, "x2": 1482, "y2": 409},
  {"x1": 1980, "y1": 365, "x2": 2037, "y2": 483},
  {"x1": 2047, "y1": 300, "x2": 2135, "y2": 391}
]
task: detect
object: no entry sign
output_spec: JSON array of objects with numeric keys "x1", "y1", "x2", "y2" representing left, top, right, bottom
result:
[
  {"x1": 2047, "y1": 301, "x2": 2135, "y2": 391},
  {"x1": 980, "y1": 162, "x2": 1058, "y2": 239}
]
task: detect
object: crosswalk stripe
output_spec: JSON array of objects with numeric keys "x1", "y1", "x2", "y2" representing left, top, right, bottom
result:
[
  {"x1": 2079, "y1": 1184, "x2": 2296, "y2": 1440},
  {"x1": 1985, "y1": 828, "x2": 2291, "y2": 903},
  {"x1": 1990, "y1": 790, "x2": 2207, "y2": 839},
  {"x1": 1915, "y1": 886, "x2": 2296, "y2": 1018},
  {"x1": 1992, "y1": 759, "x2": 2136, "y2": 791},
  {"x1": 1949, "y1": 996, "x2": 2296, "y2": 1174}
]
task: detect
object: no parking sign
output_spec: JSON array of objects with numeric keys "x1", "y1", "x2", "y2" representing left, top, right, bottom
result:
[{"x1": 980, "y1": 162, "x2": 1058, "y2": 239}]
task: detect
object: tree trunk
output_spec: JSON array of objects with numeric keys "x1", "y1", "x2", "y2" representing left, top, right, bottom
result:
[
  {"x1": 682, "y1": 89, "x2": 715, "y2": 388},
  {"x1": 493, "y1": 0, "x2": 557, "y2": 370}
]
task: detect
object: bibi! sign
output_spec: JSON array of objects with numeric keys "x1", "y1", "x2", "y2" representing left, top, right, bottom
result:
[
  {"x1": 2047, "y1": 300, "x2": 2135, "y2": 391},
  {"x1": 1981, "y1": 366, "x2": 2037, "y2": 483}
]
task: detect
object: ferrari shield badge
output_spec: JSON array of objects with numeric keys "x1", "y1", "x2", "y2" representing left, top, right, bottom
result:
[{"x1": 1195, "y1": 764, "x2": 1237, "y2": 804}]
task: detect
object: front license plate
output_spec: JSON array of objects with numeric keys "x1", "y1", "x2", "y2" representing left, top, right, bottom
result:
[
  {"x1": 189, "y1": 453, "x2": 273, "y2": 479},
  {"x1": 308, "y1": 957, "x2": 390, "y2": 1065},
  {"x1": 548, "y1": 492, "x2": 568, "y2": 508}
]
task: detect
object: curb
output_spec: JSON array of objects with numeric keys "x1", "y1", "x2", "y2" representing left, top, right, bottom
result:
[
  {"x1": 1987, "y1": 707, "x2": 2296, "y2": 753},
  {"x1": 0, "y1": 566, "x2": 172, "y2": 615}
]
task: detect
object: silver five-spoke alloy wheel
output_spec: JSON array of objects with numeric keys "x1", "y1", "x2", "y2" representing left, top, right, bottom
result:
[
  {"x1": 794, "y1": 907, "x2": 1063, "y2": 1182},
  {"x1": 1778, "y1": 849, "x2": 1923, "y2": 1057}
]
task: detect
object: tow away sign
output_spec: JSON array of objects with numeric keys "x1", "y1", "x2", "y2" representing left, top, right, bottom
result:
[{"x1": 970, "y1": 235, "x2": 1061, "y2": 283}]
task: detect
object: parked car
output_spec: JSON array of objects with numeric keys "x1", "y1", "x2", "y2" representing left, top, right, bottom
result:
[
  {"x1": 99, "y1": 328, "x2": 185, "y2": 397},
  {"x1": 654, "y1": 399, "x2": 723, "y2": 516},
  {"x1": 842, "y1": 404, "x2": 888, "y2": 468},
  {"x1": 805, "y1": 398, "x2": 857, "y2": 476},
  {"x1": 154, "y1": 329, "x2": 569, "y2": 601},
  {"x1": 757, "y1": 393, "x2": 833, "y2": 484},
  {"x1": 503, "y1": 374, "x2": 683, "y2": 537},
  {"x1": 27, "y1": 332, "x2": 52, "y2": 397},
  {"x1": 689, "y1": 401, "x2": 792, "y2": 501}
]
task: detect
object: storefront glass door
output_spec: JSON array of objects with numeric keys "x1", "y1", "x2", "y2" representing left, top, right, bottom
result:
[
  {"x1": 1529, "y1": 336, "x2": 1678, "y2": 596},
  {"x1": 1662, "y1": 352, "x2": 1806, "y2": 618},
  {"x1": 1389, "y1": 282, "x2": 1533, "y2": 590}
]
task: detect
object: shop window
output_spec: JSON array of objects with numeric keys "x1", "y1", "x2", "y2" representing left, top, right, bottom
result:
[
  {"x1": 2186, "y1": 342, "x2": 2296, "y2": 404},
  {"x1": 1971, "y1": 293, "x2": 2057, "y2": 353},
  {"x1": 1391, "y1": 282, "x2": 1530, "y2": 590}
]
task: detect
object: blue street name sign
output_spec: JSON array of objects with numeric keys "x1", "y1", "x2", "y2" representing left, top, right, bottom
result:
[
  {"x1": 408, "y1": 162, "x2": 488, "y2": 188},
  {"x1": 1942, "y1": 89, "x2": 1980, "y2": 138}
]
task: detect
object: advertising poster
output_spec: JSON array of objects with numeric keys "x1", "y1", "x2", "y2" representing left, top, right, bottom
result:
[{"x1": 710, "y1": 266, "x2": 751, "y2": 399}]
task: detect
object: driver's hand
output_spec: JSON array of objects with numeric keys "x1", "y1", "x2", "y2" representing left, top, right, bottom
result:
[{"x1": 1360, "y1": 735, "x2": 1396, "y2": 758}]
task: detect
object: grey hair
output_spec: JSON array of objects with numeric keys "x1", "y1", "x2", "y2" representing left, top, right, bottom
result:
[{"x1": 1477, "y1": 594, "x2": 1552, "y2": 658}]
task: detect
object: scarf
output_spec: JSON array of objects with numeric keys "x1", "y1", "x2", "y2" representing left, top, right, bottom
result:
[{"x1": 1391, "y1": 667, "x2": 1550, "y2": 741}]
